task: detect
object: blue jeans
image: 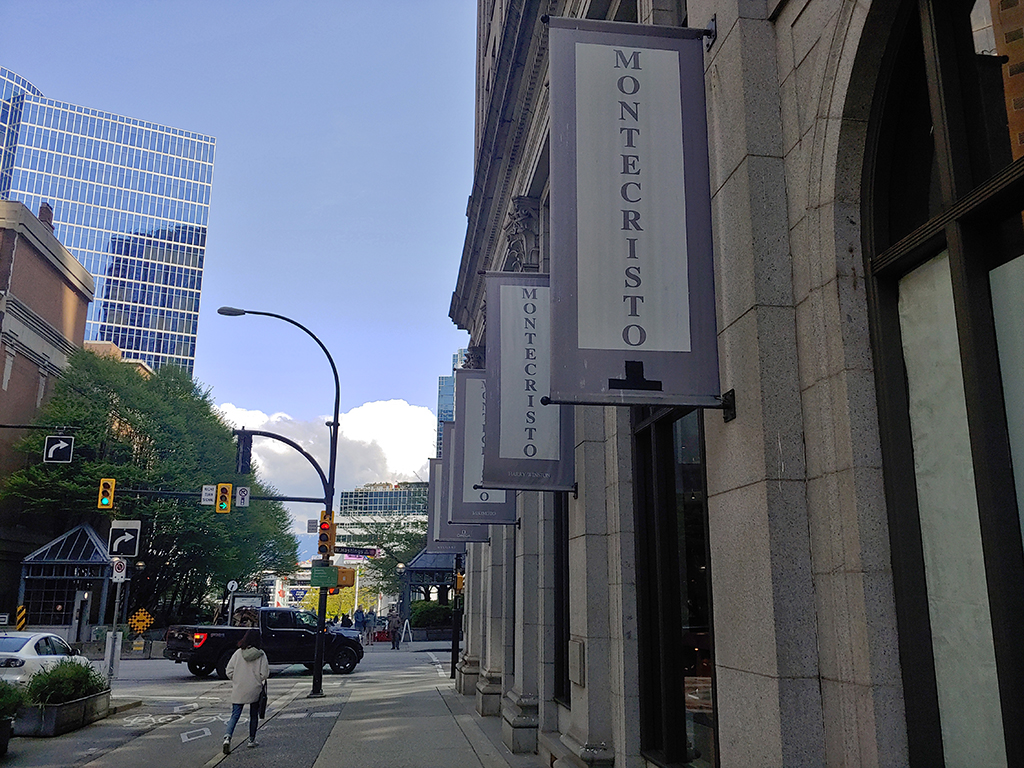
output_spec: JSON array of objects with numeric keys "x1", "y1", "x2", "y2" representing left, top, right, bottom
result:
[{"x1": 225, "y1": 701, "x2": 259, "y2": 741}]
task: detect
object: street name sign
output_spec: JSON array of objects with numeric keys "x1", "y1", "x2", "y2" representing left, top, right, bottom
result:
[
  {"x1": 334, "y1": 546, "x2": 377, "y2": 557},
  {"x1": 43, "y1": 435, "x2": 74, "y2": 463},
  {"x1": 108, "y1": 520, "x2": 141, "y2": 558}
]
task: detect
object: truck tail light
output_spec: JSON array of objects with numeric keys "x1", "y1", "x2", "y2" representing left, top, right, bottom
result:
[{"x1": 193, "y1": 632, "x2": 208, "y2": 648}]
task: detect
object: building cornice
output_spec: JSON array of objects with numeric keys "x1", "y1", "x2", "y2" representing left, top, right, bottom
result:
[{"x1": 0, "y1": 201, "x2": 95, "y2": 300}]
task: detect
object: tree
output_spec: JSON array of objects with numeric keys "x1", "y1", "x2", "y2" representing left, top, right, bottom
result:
[
  {"x1": 1, "y1": 350, "x2": 298, "y2": 624},
  {"x1": 355, "y1": 518, "x2": 426, "y2": 597}
]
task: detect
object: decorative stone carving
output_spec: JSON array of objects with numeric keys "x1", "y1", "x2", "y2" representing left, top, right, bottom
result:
[{"x1": 502, "y1": 197, "x2": 540, "y2": 272}]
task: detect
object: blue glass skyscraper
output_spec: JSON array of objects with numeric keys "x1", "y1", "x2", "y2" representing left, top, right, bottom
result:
[{"x1": 0, "y1": 67, "x2": 215, "y2": 372}]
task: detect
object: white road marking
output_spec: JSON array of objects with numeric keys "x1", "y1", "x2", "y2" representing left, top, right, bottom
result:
[{"x1": 180, "y1": 727, "x2": 211, "y2": 743}]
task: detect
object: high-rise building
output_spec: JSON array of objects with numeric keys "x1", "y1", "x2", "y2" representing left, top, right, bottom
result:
[
  {"x1": 435, "y1": 349, "x2": 465, "y2": 457},
  {"x1": 335, "y1": 481, "x2": 428, "y2": 547},
  {"x1": 0, "y1": 67, "x2": 215, "y2": 372}
]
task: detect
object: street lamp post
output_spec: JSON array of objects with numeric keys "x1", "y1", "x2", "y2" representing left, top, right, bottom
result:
[{"x1": 218, "y1": 306, "x2": 339, "y2": 698}]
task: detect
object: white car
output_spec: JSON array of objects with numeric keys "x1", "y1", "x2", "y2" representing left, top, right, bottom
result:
[{"x1": 0, "y1": 632, "x2": 92, "y2": 685}]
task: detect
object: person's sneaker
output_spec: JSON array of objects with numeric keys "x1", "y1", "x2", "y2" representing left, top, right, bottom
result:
[
  {"x1": 247, "y1": 740, "x2": 260, "y2": 748},
  {"x1": 222, "y1": 736, "x2": 231, "y2": 755}
]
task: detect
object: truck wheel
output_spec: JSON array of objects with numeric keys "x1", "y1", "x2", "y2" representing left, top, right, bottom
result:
[
  {"x1": 216, "y1": 650, "x2": 234, "y2": 680},
  {"x1": 187, "y1": 661, "x2": 214, "y2": 677},
  {"x1": 329, "y1": 647, "x2": 358, "y2": 675}
]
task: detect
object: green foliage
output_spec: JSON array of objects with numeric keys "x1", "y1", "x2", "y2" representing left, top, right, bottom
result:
[
  {"x1": 1, "y1": 350, "x2": 299, "y2": 623},
  {"x1": 409, "y1": 600, "x2": 452, "y2": 628},
  {"x1": 0, "y1": 681, "x2": 25, "y2": 718},
  {"x1": 24, "y1": 660, "x2": 108, "y2": 706},
  {"x1": 355, "y1": 518, "x2": 427, "y2": 597}
]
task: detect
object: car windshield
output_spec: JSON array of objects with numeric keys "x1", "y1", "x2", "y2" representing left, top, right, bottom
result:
[{"x1": 0, "y1": 637, "x2": 29, "y2": 653}]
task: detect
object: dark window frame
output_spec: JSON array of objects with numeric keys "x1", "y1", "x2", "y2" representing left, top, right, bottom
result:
[
  {"x1": 553, "y1": 490, "x2": 571, "y2": 707},
  {"x1": 863, "y1": 1, "x2": 1024, "y2": 764},
  {"x1": 632, "y1": 405, "x2": 717, "y2": 768}
]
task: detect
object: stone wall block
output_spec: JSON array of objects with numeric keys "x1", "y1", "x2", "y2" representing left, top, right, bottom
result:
[{"x1": 708, "y1": 482, "x2": 778, "y2": 675}]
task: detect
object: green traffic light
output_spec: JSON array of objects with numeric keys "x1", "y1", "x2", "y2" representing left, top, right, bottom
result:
[{"x1": 101, "y1": 498, "x2": 110, "y2": 506}]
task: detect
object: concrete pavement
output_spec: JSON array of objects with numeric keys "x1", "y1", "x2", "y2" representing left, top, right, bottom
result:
[{"x1": 209, "y1": 642, "x2": 544, "y2": 768}]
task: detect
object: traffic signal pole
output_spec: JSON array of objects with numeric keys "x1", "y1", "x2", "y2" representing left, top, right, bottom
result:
[{"x1": 218, "y1": 307, "x2": 340, "y2": 699}]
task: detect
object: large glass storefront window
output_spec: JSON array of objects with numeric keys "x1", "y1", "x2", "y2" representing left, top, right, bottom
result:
[
  {"x1": 634, "y1": 407, "x2": 715, "y2": 768},
  {"x1": 865, "y1": 1, "x2": 1024, "y2": 764}
]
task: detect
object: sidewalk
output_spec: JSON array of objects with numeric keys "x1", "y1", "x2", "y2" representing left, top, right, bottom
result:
[{"x1": 210, "y1": 642, "x2": 545, "y2": 768}]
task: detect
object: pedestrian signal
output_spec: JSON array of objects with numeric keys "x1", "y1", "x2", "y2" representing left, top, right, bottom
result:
[
  {"x1": 338, "y1": 567, "x2": 355, "y2": 587},
  {"x1": 216, "y1": 483, "x2": 232, "y2": 513},
  {"x1": 317, "y1": 510, "x2": 336, "y2": 556},
  {"x1": 326, "y1": 587, "x2": 339, "y2": 595},
  {"x1": 97, "y1": 478, "x2": 115, "y2": 509}
]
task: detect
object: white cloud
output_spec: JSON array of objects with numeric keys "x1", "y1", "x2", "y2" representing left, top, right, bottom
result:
[{"x1": 217, "y1": 400, "x2": 437, "y2": 552}]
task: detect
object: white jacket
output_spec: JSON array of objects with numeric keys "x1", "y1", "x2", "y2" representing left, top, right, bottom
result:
[{"x1": 226, "y1": 647, "x2": 269, "y2": 704}]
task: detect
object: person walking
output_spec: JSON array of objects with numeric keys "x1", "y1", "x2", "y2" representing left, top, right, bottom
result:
[
  {"x1": 388, "y1": 609, "x2": 402, "y2": 650},
  {"x1": 365, "y1": 607, "x2": 376, "y2": 644},
  {"x1": 354, "y1": 605, "x2": 365, "y2": 638},
  {"x1": 223, "y1": 629, "x2": 269, "y2": 754}
]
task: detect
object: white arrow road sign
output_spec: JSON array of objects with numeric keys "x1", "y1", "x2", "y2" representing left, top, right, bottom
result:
[
  {"x1": 108, "y1": 520, "x2": 142, "y2": 558},
  {"x1": 42, "y1": 435, "x2": 74, "y2": 463}
]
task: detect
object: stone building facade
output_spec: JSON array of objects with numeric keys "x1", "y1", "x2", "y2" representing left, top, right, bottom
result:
[{"x1": 450, "y1": 1, "x2": 1024, "y2": 767}]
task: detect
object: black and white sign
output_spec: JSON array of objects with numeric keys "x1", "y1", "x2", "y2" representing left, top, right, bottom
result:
[
  {"x1": 307, "y1": 519, "x2": 319, "y2": 534},
  {"x1": 426, "y1": 458, "x2": 465, "y2": 553},
  {"x1": 482, "y1": 273, "x2": 575, "y2": 491},
  {"x1": 111, "y1": 558, "x2": 128, "y2": 583},
  {"x1": 548, "y1": 18, "x2": 720, "y2": 406},
  {"x1": 450, "y1": 369, "x2": 517, "y2": 525},
  {"x1": 227, "y1": 580, "x2": 239, "y2": 593},
  {"x1": 235, "y1": 486, "x2": 250, "y2": 508},
  {"x1": 334, "y1": 546, "x2": 377, "y2": 557},
  {"x1": 200, "y1": 485, "x2": 216, "y2": 505},
  {"x1": 42, "y1": 435, "x2": 74, "y2": 464},
  {"x1": 439, "y1": 422, "x2": 489, "y2": 542},
  {"x1": 108, "y1": 520, "x2": 141, "y2": 558}
]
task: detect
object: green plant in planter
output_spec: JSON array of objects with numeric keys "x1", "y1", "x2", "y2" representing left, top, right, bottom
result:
[
  {"x1": 409, "y1": 600, "x2": 453, "y2": 628},
  {"x1": 0, "y1": 681, "x2": 24, "y2": 718},
  {"x1": 25, "y1": 660, "x2": 108, "y2": 706}
]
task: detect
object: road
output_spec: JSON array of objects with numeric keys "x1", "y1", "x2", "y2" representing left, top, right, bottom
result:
[{"x1": 3, "y1": 643, "x2": 457, "y2": 768}]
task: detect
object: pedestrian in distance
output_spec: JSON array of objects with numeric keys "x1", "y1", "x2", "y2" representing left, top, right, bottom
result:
[
  {"x1": 365, "y1": 607, "x2": 376, "y2": 644},
  {"x1": 388, "y1": 609, "x2": 402, "y2": 650},
  {"x1": 340, "y1": 613, "x2": 353, "y2": 628},
  {"x1": 354, "y1": 605, "x2": 365, "y2": 636},
  {"x1": 223, "y1": 629, "x2": 270, "y2": 754}
]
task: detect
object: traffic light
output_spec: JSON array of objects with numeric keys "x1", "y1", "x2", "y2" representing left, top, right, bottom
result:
[
  {"x1": 216, "y1": 483, "x2": 232, "y2": 513},
  {"x1": 235, "y1": 432, "x2": 252, "y2": 475},
  {"x1": 97, "y1": 478, "x2": 115, "y2": 509},
  {"x1": 317, "y1": 510, "x2": 335, "y2": 556},
  {"x1": 455, "y1": 572, "x2": 464, "y2": 593},
  {"x1": 326, "y1": 587, "x2": 340, "y2": 595}
]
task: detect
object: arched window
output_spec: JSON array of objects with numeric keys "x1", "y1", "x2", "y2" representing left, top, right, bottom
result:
[{"x1": 865, "y1": 1, "x2": 1024, "y2": 764}]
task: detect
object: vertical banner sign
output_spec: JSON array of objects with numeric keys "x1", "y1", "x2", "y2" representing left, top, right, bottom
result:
[
  {"x1": 427, "y1": 457, "x2": 466, "y2": 554},
  {"x1": 548, "y1": 17, "x2": 720, "y2": 406},
  {"x1": 451, "y1": 369, "x2": 518, "y2": 524},
  {"x1": 482, "y1": 273, "x2": 575, "y2": 491},
  {"x1": 440, "y1": 421, "x2": 490, "y2": 542}
]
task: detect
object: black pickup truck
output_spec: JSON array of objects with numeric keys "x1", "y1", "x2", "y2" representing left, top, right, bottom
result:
[{"x1": 164, "y1": 607, "x2": 363, "y2": 678}]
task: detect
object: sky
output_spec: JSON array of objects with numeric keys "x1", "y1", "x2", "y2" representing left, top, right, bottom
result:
[{"x1": 2, "y1": 1, "x2": 475, "y2": 555}]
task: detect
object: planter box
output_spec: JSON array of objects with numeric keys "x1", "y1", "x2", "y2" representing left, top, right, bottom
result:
[
  {"x1": 410, "y1": 628, "x2": 463, "y2": 642},
  {"x1": 14, "y1": 689, "x2": 111, "y2": 737}
]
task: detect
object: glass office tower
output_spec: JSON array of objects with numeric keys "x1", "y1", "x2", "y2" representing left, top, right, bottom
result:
[{"x1": 0, "y1": 67, "x2": 215, "y2": 372}]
